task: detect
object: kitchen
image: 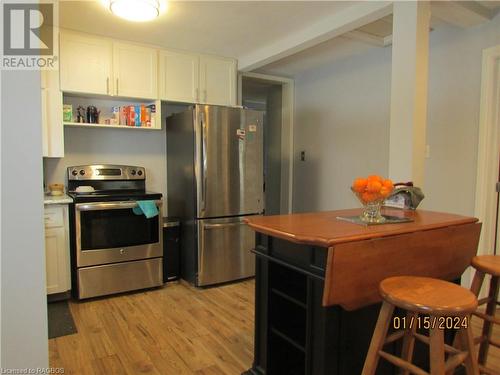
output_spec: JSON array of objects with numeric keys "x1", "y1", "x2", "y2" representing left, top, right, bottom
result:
[{"x1": 2, "y1": 1, "x2": 500, "y2": 374}]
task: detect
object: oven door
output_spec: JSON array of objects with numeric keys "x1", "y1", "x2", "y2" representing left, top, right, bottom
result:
[{"x1": 75, "y1": 200, "x2": 163, "y2": 267}]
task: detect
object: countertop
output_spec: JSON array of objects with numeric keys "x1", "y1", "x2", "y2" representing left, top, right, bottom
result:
[
  {"x1": 246, "y1": 208, "x2": 481, "y2": 310},
  {"x1": 44, "y1": 193, "x2": 73, "y2": 205},
  {"x1": 245, "y1": 208, "x2": 478, "y2": 247}
]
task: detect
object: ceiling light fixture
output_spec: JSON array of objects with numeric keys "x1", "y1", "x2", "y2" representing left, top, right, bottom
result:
[{"x1": 108, "y1": 0, "x2": 162, "y2": 22}]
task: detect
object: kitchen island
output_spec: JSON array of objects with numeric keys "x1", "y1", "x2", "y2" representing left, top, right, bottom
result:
[{"x1": 242, "y1": 208, "x2": 481, "y2": 375}]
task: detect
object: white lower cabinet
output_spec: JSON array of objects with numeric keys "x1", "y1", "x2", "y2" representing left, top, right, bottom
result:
[{"x1": 44, "y1": 205, "x2": 71, "y2": 295}]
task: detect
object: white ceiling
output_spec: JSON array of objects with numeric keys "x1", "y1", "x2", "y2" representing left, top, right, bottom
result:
[
  {"x1": 59, "y1": 1, "x2": 354, "y2": 59},
  {"x1": 255, "y1": 35, "x2": 378, "y2": 77},
  {"x1": 60, "y1": 1, "x2": 500, "y2": 78}
]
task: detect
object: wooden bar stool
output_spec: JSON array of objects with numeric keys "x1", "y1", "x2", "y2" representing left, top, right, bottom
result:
[
  {"x1": 362, "y1": 276, "x2": 479, "y2": 375},
  {"x1": 469, "y1": 255, "x2": 500, "y2": 374}
]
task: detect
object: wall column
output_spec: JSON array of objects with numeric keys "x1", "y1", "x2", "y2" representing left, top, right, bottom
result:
[{"x1": 389, "y1": 2, "x2": 430, "y2": 186}]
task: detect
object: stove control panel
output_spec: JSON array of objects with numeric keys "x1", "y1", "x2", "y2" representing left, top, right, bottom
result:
[{"x1": 68, "y1": 165, "x2": 146, "y2": 181}]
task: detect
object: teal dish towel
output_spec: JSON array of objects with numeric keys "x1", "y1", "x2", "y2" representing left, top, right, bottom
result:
[{"x1": 133, "y1": 200, "x2": 159, "y2": 219}]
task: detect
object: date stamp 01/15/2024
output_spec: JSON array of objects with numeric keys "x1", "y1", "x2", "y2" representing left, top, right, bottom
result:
[{"x1": 393, "y1": 315, "x2": 470, "y2": 330}]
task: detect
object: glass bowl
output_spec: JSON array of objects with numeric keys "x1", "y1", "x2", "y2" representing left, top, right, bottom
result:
[{"x1": 351, "y1": 188, "x2": 387, "y2": 224}]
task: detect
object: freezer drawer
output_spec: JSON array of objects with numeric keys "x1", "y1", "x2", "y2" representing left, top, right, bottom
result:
[{"x1": 197, "y1": 216, "x2": 256, "y2": 286}]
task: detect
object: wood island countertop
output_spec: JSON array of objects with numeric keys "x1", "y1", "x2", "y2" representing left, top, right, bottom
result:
[
  {"x1": 244, "y1": 208, "x2": 478, "y2": 248},
  {"x1": 246, "y1": 208, "x2": 481, "y2": 310}
]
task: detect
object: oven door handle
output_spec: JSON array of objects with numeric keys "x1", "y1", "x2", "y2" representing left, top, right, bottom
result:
[{"x1": 76, "y1": 200, "x2": 163, "y2": 211}]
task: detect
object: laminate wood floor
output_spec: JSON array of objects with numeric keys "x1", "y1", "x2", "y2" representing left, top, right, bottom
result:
[
  {"x1": 49, "y1": 280, "x2": 255, "y2": 375},
  {"x1": 49, "y1": 279, "x2": 500, "y2": 375}
]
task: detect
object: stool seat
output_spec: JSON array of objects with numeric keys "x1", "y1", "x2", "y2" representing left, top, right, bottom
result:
[
  {"x1": 471, "y1": 255, "x2": 500, "y2": 276},
  {"x1": 363, "y1": 276, "x2": 479, "y2": 375},
  {"x1": 380, "y1": 276, "x2": 478, "y2": 316}
]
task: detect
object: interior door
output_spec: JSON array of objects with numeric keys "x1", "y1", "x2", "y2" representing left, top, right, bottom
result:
[
  {"x1": 197, "y1": 106, "x2": 264, "y2": 218},
  {"x1": 197, "y1": 216, "x2": 256, "y2": 286}
]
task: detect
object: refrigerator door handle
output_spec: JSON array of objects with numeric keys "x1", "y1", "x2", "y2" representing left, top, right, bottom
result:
[
  {"x1": 201, "y1": 114, "x2": 207, "y2": 212},
  {"x1": 203, "y1": 221, "x2": 246, "y2": 230}
]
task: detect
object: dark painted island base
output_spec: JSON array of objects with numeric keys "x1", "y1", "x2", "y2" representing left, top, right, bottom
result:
[{"x1": 243, "y1": 233, "x2": 462, "y2": 375}]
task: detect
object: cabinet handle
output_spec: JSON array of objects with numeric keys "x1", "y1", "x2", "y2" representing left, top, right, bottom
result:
[
  {"x1": 204, "y1": 89, "x2": 207, "y2": 103},
  {"x1": 106, "y1": 77, "x2": 109, "y2": 95},
  {"x1": 116, "y1": 78, "x2": 119, "y2": 95}
]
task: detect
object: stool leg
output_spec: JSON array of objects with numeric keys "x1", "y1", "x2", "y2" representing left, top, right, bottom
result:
[
  {"x1": 453, "y1": 270, "x2": 486, "y2": 351},
  {"x1": 400, "y1": 311, "x2": 417, "y2": 375},
  {"x1": 478, "y1": 276, "x2": 499, "y2": 365},
  {"x1": 429, "y1": 324, "x2": 445, "y2": 375},
  {"x1": 362, "y1": 301, "x2": 395, "y2": 375},
  {"x1": 458, "y1": 321, "x2": 480, "y2": 375},
  {"x1": 470, "y1": 269, "x2": 486, "y2": 297}
]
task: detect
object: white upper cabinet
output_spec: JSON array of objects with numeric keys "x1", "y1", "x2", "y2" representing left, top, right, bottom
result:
[
  {"x1": 199, "y1": 55, "x2": 237, "y2": 106},
  {"x1": 60, "y1": 32, "x2": 113, "y2": 96},
  {"x1": 41, "y1": 69, "x2": 64, "y2": 157},
  {"x1": 59, "y1": 30, "x2": 236, "y2": 106},
  {"x1": 159, "y1": 50, "x2": 199, "y2": 103},
  {"x1": 113, "y1": 43, "x2": 158, "y2": 100}
]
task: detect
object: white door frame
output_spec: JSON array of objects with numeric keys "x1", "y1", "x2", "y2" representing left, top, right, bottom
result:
[
  {"x1": 238, "y1": 72, "x2": 295, "y2": 214},
  {"x1": 474, "y1": 44, "x2": 500, "y2": 257}
]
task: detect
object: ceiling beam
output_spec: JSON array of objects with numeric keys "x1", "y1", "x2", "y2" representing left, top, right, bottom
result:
[
  {"x1": 431, "y1": 1, "x2": 495, "y2": 28},
  {"x1": 238, "y1": 1, "x2": 393, "y2": 72},
  {"x1": 343, "y1": 30, "x2": 386, "y2": 47}
]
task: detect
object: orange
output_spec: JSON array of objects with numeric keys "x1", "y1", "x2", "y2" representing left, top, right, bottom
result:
[
  {"x1": 380, "y1": 186, "x2": 391, "y2": 198},
  {"x1": 367, "y1": 175, "x2": 383, "y2": 183},
  {"x1": 361, "y1": 191, "x2": 378, "y2": 203},
  {"x1": 382, "y1": 179, "x2": 394, "y2": 189},
  {"x1": 366, "y1": 180, "x2": 382, "y2": 193},
  {"x1": 352, "y1": 178, "x2": 368, "y2": 193}
]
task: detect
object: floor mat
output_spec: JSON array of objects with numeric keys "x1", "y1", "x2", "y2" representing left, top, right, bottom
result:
[{"x1": 47, "y1": 300, "x2": 77, "y2": 339}]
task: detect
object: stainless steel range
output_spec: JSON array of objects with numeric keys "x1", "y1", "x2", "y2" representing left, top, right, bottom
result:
[{"x1": 67, "y1": 164, "x2": 163, "y2": 299}]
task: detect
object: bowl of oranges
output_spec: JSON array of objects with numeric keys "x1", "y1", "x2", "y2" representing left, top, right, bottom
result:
[{"x1": 351, "y1": 175, "x2": 394, "y2": 223}]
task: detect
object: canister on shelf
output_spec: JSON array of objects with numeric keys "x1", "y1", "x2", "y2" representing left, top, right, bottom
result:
[{"x1": 63, "y1": 104, "x2": 73, "y2": 122}]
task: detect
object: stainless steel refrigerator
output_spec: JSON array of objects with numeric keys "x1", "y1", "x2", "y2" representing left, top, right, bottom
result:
[{"x1": 166, "y1": 104, "x2": 263, "y2": 286}]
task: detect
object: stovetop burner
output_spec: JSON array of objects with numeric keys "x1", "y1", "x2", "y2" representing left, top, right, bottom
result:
[
  {"x1": 67, "y1": 164, "x2": 162, "y2": 203},
  {"x1": 68, "y1": 190, "x2": 162, "y2": 203}
]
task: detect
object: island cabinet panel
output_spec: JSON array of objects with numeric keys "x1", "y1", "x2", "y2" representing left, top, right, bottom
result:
[
  {"x1": 323, "y1": 222, "x2": 482, "y2": 310},
  {"x1": 249, "y1": 233, "x2": 396, "y2": 375}
]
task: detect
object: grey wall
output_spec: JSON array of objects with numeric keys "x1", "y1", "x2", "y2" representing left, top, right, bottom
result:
[
  {"x1": 292, "y1": 14, "x2": 500, "y2": 215},
  {"x1": 1, "y1": 71, "x2": 49, "y2": 367},
  {"x1": 44, "y1": 103, "x2": 189, "y2": 213},
  {"x1": 423, "y1": 15, "x2": 500, "y2": 215},
  {"x1": 44, "y1": 127, "x2": 168, "y2": 196},
  {"x1": 293, "y1": 46, "x2": 391, "y2": 213}
]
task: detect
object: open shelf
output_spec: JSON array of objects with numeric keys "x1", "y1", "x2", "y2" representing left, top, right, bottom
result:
[
  {"x1": 62, "y1": 94, "x2": 162, "y2": 131},
  {"x1": 269, "y1": 327, "x2": 305, "y2": 352},
  {"x1": 270, "y1": 288, "x2": 307, "y2": 309},
  {"x1": 268, "y1": 328, "x2": 306, "y2": 375},
  {"x1": 64, "y1": 122, "x2": 162, "y2": 131}
]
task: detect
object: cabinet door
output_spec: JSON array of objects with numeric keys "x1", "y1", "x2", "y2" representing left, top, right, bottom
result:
[
  {"x1": 59, "y1": 32, "x2": 113, "y2": 95},
  {"x1": 159, "y1": 50, "x2": 199, "y2": 103},
  {"x1": 113, "y1": 43, "x2": 158, "y2": 99},
  {"x1": 44, "y1": 226, "x2": 69, "y2": 294},
  {"x1": 199, "y1": 56, "x2": 236, "y2": 106},
  {"x1": 41, "y1": 70, "x2": 64, "y2": 157}
]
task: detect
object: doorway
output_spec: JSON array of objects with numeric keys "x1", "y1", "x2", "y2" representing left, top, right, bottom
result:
[
  {"x1": 239, "y1": 73, "x2": 294, "y2": 215},
  {"x1": 475, "y1": 45, "x2": 500, "y2": 260}
]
